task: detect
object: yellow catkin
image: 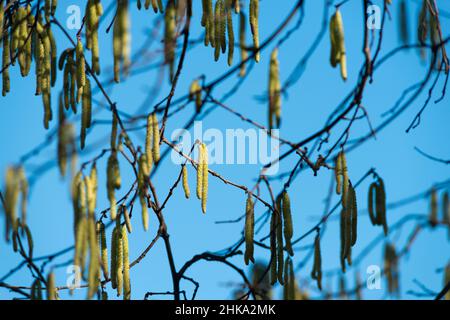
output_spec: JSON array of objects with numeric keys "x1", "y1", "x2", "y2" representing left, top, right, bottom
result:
[
  {"x1": 311, "y1": 233, "x2": 322, "y2": 291},
  {"x1": 23, "y1": 225, "x2": 34, "y2": 259},
  {"x1": 375, "y1": 178, "x2": 387, "y2": 235},
  {"x1": 107, "y1": 153, "x2": 121, "y2": 220},
  {"x1": 182, "y1": 165, "x2": 190, "y2": 199},
  {"x1": 98, "y1": 221, "x2": 109, "y2": 279},
  {"x1": 335, "y1": 153, "x2": 342, "y2": 195},
  {"x1": 430, "y1": 188, "x2": 438, "y2": 227},
  {"x1": 339, "y1": 151, "x2": 349, "y2": 208},
  {"x1": 201, "y1": 0, "x2": 211, "y2": 46},
  {"x1": 340, "y1": 209, "x2": 346, "y2": 273},
  {"x1": 75, "y1": 39, "x2": 85, "y2": 103},
  {"x1": 282, "y1": 191, "x2": 293, "y2": 257},
  {"x1": 201, "y1": 143, "x2": 209, "y2": 214},
  {"x1": 110, "y1": 226, "x2": 118, "y2": 289},
  {"x1": 18, "y1": 167, "x2": 28, "y2": 228},
  {"x1": 81, "y1": 77, "x2": 92, "y2": 149},
  {"x1": 122, "y1": 226, "x2": 131, "y2": 300},
  {"x1": 249, "y1": 0, "x2": 260, "y2": 62},
  {"x1": 113, "y1": 0, "x2": 131, "y2": 82},
  {"x1": 226, "y1": 0, "x2": 234, "y2": 66},
  {"x1": 330, "y1": 9, "x2": 347, "y2": 81},
  {"x1": 87, "y1": 0, "x2": 102, "y2": 75},
  {"x1": 2, "y1": 15, "x2": 10, "y2": 96},
  {"x1": 46, "y1": 272, "x2": 57, "y2": 300},
  {"x1": 138, "y1": 154, "x2": 149, "y2": 231},
  {"x1": 123, "y1": 205, "x2": 133, "y2": 233},
  {"x1": 4, "y1": 167, "x2": 20, "y2": 238},
  {"x1": 145, "y1": 114, "x2": 154, "y2": 172},
  {"x1": 115, "y1": 222, "x2": 123, "y2": 297},
  {"x1": 244, "y1": 194, "x2": 254, "y2": 265},
  {"x1": 151, "y1": 113, "x2": 160, "y2": 163},
  {"x1": 238, "y1": 12, "x2": 247, "y2": 77},
  {"x1": 87, "y1": 218, "x2": 100, "y2": 299},
  {"x1": 196, "y1": 144, "x2": 204, "y2": 200},
  {"x1": 164, "y1": 0, "x2": 176, "y2": 82},
  {"x1": 348, "y1": 184, "x2": 357, "y2": 247},
  {"x1": 214, "y1": 0, "x2": 224, "y2": 61},
  {"x1": 268, "y1": 48, "x2": 281, "y2": 129}
]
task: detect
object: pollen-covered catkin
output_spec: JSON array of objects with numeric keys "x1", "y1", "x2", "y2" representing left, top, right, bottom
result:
[
  {"x1": 80, "y1": 77, "x2": 92, "y2": 149},
  {"x1": 2, "y1": 18, "x2": 10, "y2": 96},
  {"x1": 249, "y1": 0, "x2": 260, "y2": 62},
  {"x1": 348, "y1": 184, "x2": 357, "y2": 247},
  {"x1": 151, "y1": 113, "x2": 160, "y2": 163},
  {"x1": 87, "y1": 218, "x2": 100, "y2": 299},
  {"x1": 46, "y1": 272, "x2": 57, "y2": 300},
  {"x1": 196, "y1": 144, "x2": 204, "y2": 200},
  {"x1": 113, "y1": 0, "x2": 131, "y2": 82},
  {"x1": 182, "y1": 165, "x2": 190, "y2": 199},
  {"x1": 122, "y1": 226, "x2": 131, "y2": 300},
  {"x1": 110, "y1": 226, "x2": 118, "y2": 289},
  {"x1": 145, "y1": 114, "x2": 154, "y2": 172},
  {"x1": 138, "y1": 154, "x2": 149, "y2": 231},
  {"x1": 270, "y1": 212, "x2": 278, "y2": 285},
  {"x1": 276, "y1": 210, "x2": 284, "y2": 285},
  {"x1": 244, "y1": 194, "x2": 254, "y2": 265},
  {"x1": 281, "y1": 191, "x2": 294, "y2": 256},
  {"x1": 201, "y1": 143, "x2": 209, "y2": 214},
  {"x1": 214, "y1": 0, "x2": 224, "y2": 61}
]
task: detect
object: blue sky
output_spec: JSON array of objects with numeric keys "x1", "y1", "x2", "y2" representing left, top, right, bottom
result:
[{"x1": 0, "y1": 0, "x2": 449, "y2": 300}]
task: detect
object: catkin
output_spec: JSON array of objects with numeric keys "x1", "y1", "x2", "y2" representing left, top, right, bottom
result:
[
  {"x1": 367, "y1": 182, "x2": 377, "y2": 225},
  {"x1": 270, "y1": 211, "x2": 278, "y2": 285},
  {"x1": 31, "y1": 279, "x2": 43, "y2": 300},
  {"x1": 145, "y1": 114, "x2": 154, "y2": 172},
  {"x1": 123, "y1": 205, "x2": 133, "y2": 233},
  {"x1": 276, "y1": 210, "x2": 284, "y2": 285},
  {"x1": 115, "y1": 222, "x2": 123, "y2": 297},
  {"x1": 375, "y1": 178, "x2": 388, "y2": 235},
  {"x1": 182, "y1": 165, "x2": 190, "y2": 199},
  {"x1": 113, "y1": 0, "x2": 131, "y2": 82},
  {"x1": 281, "y1": 191, "x2": 294, "y2": 256},
  {"x1": 283, "y1": 257, "x2": 295, "y2": 300},
  {"x1": 122, "y1": 226, "x2": 131, "y2": 300},
  {"x1": 98, "y1": 221, "x2": 109, "y2": 279},
  {"x1": 398, "y1": 0, "x2": 409, "y2": 45},
  {"x1": 80, "y1": 77, "x2": 92, "y2": 149},
  {"x1": 107, "y1": 152, "x2": 121, "y2": 220},
  {"x1": 268, "y1": 48, "x2": 281, "y2": 130},
  {"x1": 164, "y1": 0, "x2": 176, "y2": 82},
  {"x1": 151, "y1": 113, "x2": 160, "y2": 163},
  {"x1": 23, "y1": 225, "x2": 34, "y2": 259},
  {"x1": 244, "y1": 194, "x2": 255, "y2": 265},
  {"x1": 110, "y1": 226, "x2": 118, "y2": 289},
  {"x1": 239, "y1": 12, "x2": 247, "y2": 77},
  {"x1": 138, "y1": 154, "x2": 149, "y2": 231},
  {"x1": 196, "y1": 144, "x2": 204, "y2": 200},
  {"x1": 87, "y1": 218, "x2": 100, "y2": 299},
  {"x1": 329, "y1": 9, "x2": 347, "y2": 81},
  {"x1": 226, "y1": 0, "x2": 234, "y2": 66},
  {"x1": 2, "y1": 18, "x2": 10, "y2": 96},
  {"x1": 348, "y1": 184, "x2": 357, "y2": 247},
  {"x1": 311, "y1": 233, "x2": 322, "y2": 291},
  {"x1": 75, "y1": 39, "x2": 85, "y2": 103},
  {"x1": 430, "y1": 188, "x2": 438, "y2": 227},
  {"x1": 339, "y1": 209, "x2": 346, "y2": 273},
  {"x1": 201, "y1": 143, "x2": 209, "y2": 214},
  {"x1": 249, "y1": 0, "x2": 260, "y2": 62},
  {"x1": 189, "y1": 79, "x2": 203, "y2": 113},
  {"x1": 214, "y1": 0, "x2": 224, "y2": 61},
  {"x1": 46, "y1": 272, "x2": 57, "y2": 300}
]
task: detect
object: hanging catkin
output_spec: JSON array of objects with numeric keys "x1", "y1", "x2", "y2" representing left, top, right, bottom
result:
[
  {"x1": 31, "y1": 279, "x2": 43, "y2": 300},
  {"x1": 138, "y1": 154, "x2": 149, "y2": 231},
  {"x1": 80, "y1": 77, "x2": 92, "y2": 149},
  {"x1": 268, "y1": 48, "x2": 281, "y2": 130},
  {"x1": 430, "y1": 188, "x2": 438, "y2": 227},
  {"x1": 182, "y1": 165, "x2": 190, "y2": 199},
  {"x1": 86, "y1": 0, "x2": 103, "y2": 75},
  {"x1": 144, "y1": 114, "x2": 154, "y2": 173},
  {"x1": 270, "y1": 211, "x2": 278, "y2": 285},
  {"x1": 113, "y1": 0, "x2": 131, "y2": 82},
  {"x1": 283, "y1": 257, "x2": 295, "y2": 300},
  {"x1": 164, "y1": 0, "x2": 176, "y2": 82},
  {"x1": 281, "y1": 191, "x2": 293, "y2": 256},
  {"x1": 46, "y1": 272, "x2": 57, "y2": 300},
  {"x1": 196, "y1": 144, "x2": 204, "y2": 200},
  {"x1": 200, "y1": 143, "x2": 209, "y2": 214},
  {"x1": 239, "y1": 11, "x2": 247, "y2": 77},
  {"x1": 329, "y1": 9, "x2": 347, "y2": 81},
  {"x1": 115, "y1": 221, "x2": 123, "y2": 297},
  {"x1": 276, "y1": 209, "x2": 284, "y2": 285},
  {"x1": 107, "y1": 152, "x2": 121, "y2": 220},
  {"x1": 18, "y1": 167, "x2": 28, "y2": 228},
  {"x1": 122, "y1": 205, "x2": 133, "y2": 233},
  {"x1": 384, "y1": 243, "x2": 400, "y2": 297},
  {"x1": 226, "y1": 0, "x2": 234, "y2": 66},
  {"x1": 87, "y1": 217, "x2": 100, "y2": 299},
  {"x1": 201, "y1": 0, "x2": 212, "y2": 46},
  {"x1": 348, "y1": 183, "x2": 357, "y2": 247},
  {"x1": 2, "y1": 16, "x2": 10, "y2": 96},
  {"x1": 151, "y1": 113, "x2": 160, "y2": 163},
  {"x1": 398, "y1": 0, "x2": 409, "y2": 45},
  {"x1": 189, "y1": 79, "x2": 203, "y2": 113},
  {"x1": 110, "y1": 226, "x2": 118, "y2": 289},
  {"x1": 75, "y1": 39, "x2": 85, "y2": 103},
  {"x1": 214, "y1": 0, "x2": 225, "y2": 61},
  {"x1": 98, "y1": 221, "x2": 109, "y2": 279},
  {"x1": 311, "y1": 233, "x2": 322, "y2": 290},
  {"x1": 244, "y1": 194, "x2": 255, "y2": 265},
  {"x1": 249, "y1": 0, "x2": 260, "y2": 62},
  {"x1": 375, "y1": 178, "x2": 388, "y2": 235},
  {"x1": 122, "y1": 225, "x2": 131, "y2": 300}
]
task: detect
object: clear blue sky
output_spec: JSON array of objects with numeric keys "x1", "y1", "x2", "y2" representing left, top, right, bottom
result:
[{"x1": 1, "y1": 0, "x2": 449, "y2": 300}]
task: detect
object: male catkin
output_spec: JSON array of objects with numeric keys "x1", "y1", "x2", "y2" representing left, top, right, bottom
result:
[
  {"x1": 122, "y1": 225, "x2": 131, "y2": 300},
  {"x1": 244, "y1": 194, "x2": 254, "y2": 265},
  {"x1": 182, "y1": 165, "x2": 190, "y2": 199},
  {"x1": 249, "y1": 0, "x2": 260, "y2": 62}
]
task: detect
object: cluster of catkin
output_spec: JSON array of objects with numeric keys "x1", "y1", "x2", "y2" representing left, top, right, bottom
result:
[
  {"x1": 72, "y1": 165, "x2": 102, "y2": 299},
  {"x1": 3, "y1": 166, "x2": 28, "y2": 241},
  {"x1": 269, "y1": 191, "x2": 294, "y2": 286},
  {"x1": 268, "y1": 48, "x2": 281, "y2": 130},
  {"x1": 196, "y1": 142, "x2": 209, "y2": 214},
  {"x1": 113, "y1": 0, "x2": 131, "y2": 83},
  {"x1": 85, "y1": 0, "x2": 103, "y2": 75},
  {"x1": 367, "y1": 176, "x2": 388, "y2": 235},
  {"x1": 384, "y1": 243, "x2": 400, "y2": 297},
  {"x1": 335, "y1": 151, "x2": 358, "y2": 272},
  {"x1": 110, "y1": 216, "x2": 131, "y2": 299},
  {"x1": 417, "y1": 0, "x2": 441, "y2": 63},
  {"x1": 329, "y1": 9, "x2": 347, "y2": 81}
]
